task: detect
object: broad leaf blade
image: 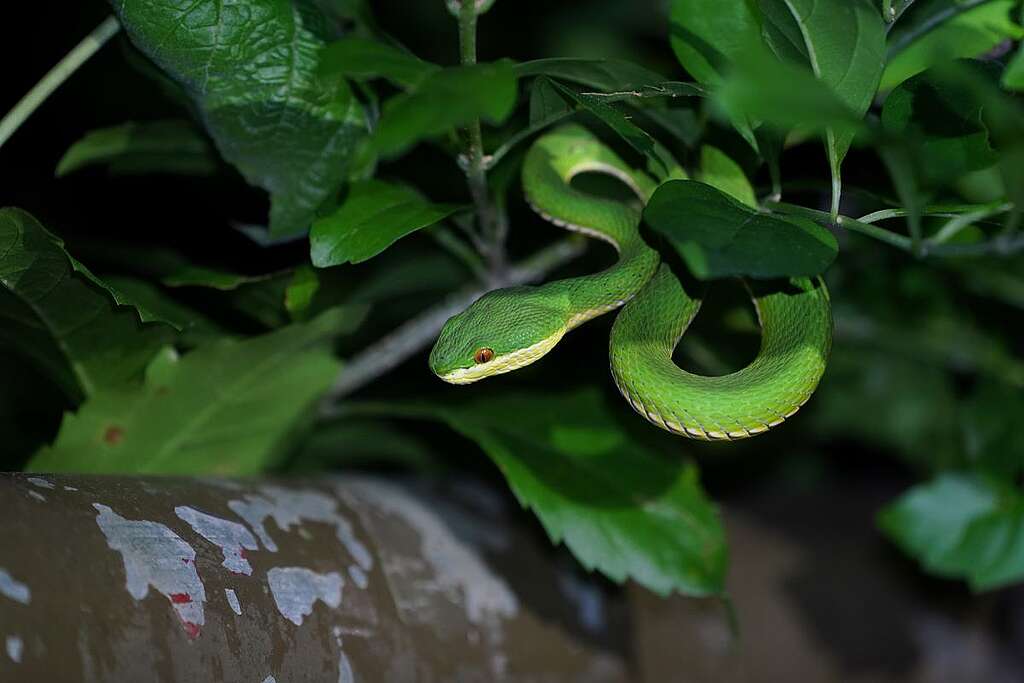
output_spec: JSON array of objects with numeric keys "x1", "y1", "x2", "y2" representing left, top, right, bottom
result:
[
  {"x1": 319, "y1": 37, "x2": 439, "y2": 87},
  {"x1": 760, "y1": 0, "x2": 886, "y2": 213},
  {"x1": 884, "y1": 0, "x2": 1024, "y2": 91},
  {"x1": 369, "y1": 388, "x2": 727, "y2": 597},
  {"x1": 0, "y1": 208, "x2": 174, "y2": 401},
  {"x1": 30, "y1": 307, "x2": 364, "y2": 475},
  {"x1": 644, "y1": 180, "x2": 838, "y2": 279},
  {"x1": 56, "y1": 120, "x2": 216, "y2": 177},
  {"x1": 113, "y1": 0, "x2": 368, "y2": 237},
  {"x1": 879, "y1": 474, "x2": 1024, "y2": 590},
  {"x1": 310, "y1": 180, "x2": 464, "y2": 266},
  {"x1": 374, "y1": 61, "x2": 518, "y2": 157}
]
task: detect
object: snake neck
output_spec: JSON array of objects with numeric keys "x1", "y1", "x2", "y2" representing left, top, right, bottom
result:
[{"x1": 522, "y1": 132, "x2": 660, "y2": 331}]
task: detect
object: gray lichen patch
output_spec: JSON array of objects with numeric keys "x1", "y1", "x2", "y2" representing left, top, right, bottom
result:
[
  {"x1": 5, "y1": 635, "x2": 22, "y2": 663},
  {"x1": 267, "y1": 566, "x2": 343, "y2": 626},
  {"x1": 228, "y1": 486, "x2": 372, "y2": 573},
  {"x1": 93, "y1": 504, "x2": 207, "y2": 638},
  {"x1": 341, "y1": 480, "x2": 519, "y2": 626},
  {"x1": 224, "y1": 588, "x2": 242, "y2": 616},
  {"x1": 174, "y1": 505, "x2": 259, "y2": 575},
  {"x1": 0, "y1": 569, "x2": 31, "y2": 605}
]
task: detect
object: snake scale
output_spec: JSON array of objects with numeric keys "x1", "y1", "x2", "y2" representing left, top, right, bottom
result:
[{"x1": 429, "y1": 125, "x2": 832, "y2": 440}]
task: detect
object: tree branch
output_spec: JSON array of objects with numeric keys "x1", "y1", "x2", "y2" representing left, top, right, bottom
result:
[
  {"x1": 457, "y1": 1, "x2": 507, "y2": 272},
  {"x1": 0, "y1": 16, "x2": 120, "y2": 150},
  {"x1": 318, "y1": 238, "x2": 585, "y2": 414}
]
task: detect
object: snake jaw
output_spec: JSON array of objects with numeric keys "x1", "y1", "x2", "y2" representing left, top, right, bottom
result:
[{"x1": 436, "y1": 329, "x2": 566, "y2": 384}]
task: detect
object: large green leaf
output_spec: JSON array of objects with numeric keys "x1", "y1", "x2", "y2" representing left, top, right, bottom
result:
[
  {"x1": 359, "y1": 388, "x2": 727, "y2": 597},
  {"x1": 318, "y1": 37, "x2": 438, "y2": 88},
  {"x1": 310, "y1": 180, "x2": 464, "y2": 266},
  {"x1": 759, "y1": 0, "x2": 886, "y2": 212},
  {"x1": 644, "y1": 180, "x2": 838, "y2": 279},
  {"x1": 668, "y1": 0, "x2": 763, "y2": 145},
  {"x1": 56, "y1": 120, "x2": 217, "y2": 177},
  {"x1": 883, "y1": 0, "x2": 1024, "y2": 91},
  {"x1": 30, "y1": 307, "x2": 364, "y2": 475},
  {"x1": 112, "y1": 0, "x2": 368, "y2": 237},
  {"x1": 879, "y1": 474, "x2": 1024, "y2": 591},
  {"x1": 881, "y1": 67, "x2": 1000, "y2": 187},
  {"x1": 373, "y1": 61, "x2": 518, "y2": 157},
  {"x1": 1005, "y1": 44, "x2": 1024, "y2": 91},
  {"x1": 669, "y1": 0, "x2": 763, "y2": 86},
  {"x1": 0, "y1": 208, "x2": 174, "y2": 402}
]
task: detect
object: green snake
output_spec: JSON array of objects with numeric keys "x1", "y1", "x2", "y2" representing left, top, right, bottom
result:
[{"x1": 429, "y1": 125, "x2": 832, "y2": 440}]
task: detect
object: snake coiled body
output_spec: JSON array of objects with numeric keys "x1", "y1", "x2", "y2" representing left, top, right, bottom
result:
[{"x1": 429, "y1": 125, "x2": 832, "y2": 440}]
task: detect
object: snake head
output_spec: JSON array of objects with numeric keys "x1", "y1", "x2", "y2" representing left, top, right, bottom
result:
[{"x1": 429, "y1": 287, "x2": 567, "y2": 384}]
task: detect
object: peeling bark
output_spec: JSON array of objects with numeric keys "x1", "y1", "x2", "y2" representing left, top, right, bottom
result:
[{"x1": 0, "y1": 474, "x2": 625, "y2": 682}]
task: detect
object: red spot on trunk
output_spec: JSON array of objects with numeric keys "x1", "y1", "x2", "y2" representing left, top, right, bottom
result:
[
  {"x1": 103, "y1": 426, "x2": 125, "y2": 445},
  {"x1": 169, "y1": 592, "x2": 192, "y2": 604},
  {"x1": 181, "y1": 621, "x2": 201, "y2": 639}
]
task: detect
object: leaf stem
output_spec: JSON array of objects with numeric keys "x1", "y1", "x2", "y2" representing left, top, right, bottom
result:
[
  {"x1": 772, "y1": 201, "x2": 1024, "y2": 259},
  {"x1": 768, "y1": 201, "x2": 914, "y2": 251},
  {"x1": 457, "y1": 1, "x2": 507, "y2": 273},
  {"x1": 0, "y1": 16, "x2": 120, "y2": 151}
]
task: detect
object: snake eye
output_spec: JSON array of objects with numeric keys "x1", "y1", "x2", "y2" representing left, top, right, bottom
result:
[{"x1": 474, "y1": 347, "x2": 494, "y2": 364}]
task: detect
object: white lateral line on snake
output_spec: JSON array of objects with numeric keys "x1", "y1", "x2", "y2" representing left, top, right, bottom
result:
[{"x1": 440, "y1": 331, "x2": 566, "y2": 384}]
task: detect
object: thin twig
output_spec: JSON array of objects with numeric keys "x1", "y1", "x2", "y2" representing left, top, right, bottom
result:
[
  {"x1": 457, "y1": 1, "x2": 507, "y2": 272},
  {"x1": 318, "y1": 238, "x2": 585, "y2": 413},
  {"x1": 0, "y1": 16, "x2": 121, "y2": 150},
  {"x1": 768, "y1": 201, "x2": 914, "y2": 252}
]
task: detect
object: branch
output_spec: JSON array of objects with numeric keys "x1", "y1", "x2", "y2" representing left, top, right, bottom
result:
[
  {"x1": 0, "y1": 16, "x2": 120, "y2": 150},
  {"x1": 457, "y1": 1, "x2": 507, "y2": 271},
  {"x1": 318, "y1": 238, "x2": 585, "y2": 413}
]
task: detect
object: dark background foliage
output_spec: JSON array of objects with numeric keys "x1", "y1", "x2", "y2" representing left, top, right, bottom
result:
[{"x1": 2, "y1": 0, "x2": 1023, "y2": 645}]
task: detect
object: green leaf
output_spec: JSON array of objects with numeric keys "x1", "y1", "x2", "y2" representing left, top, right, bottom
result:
[
  {"x1": 290, "y1": 418, "x2": 437, "y2": 473},
  {"x1": 716, "y1": 51, "x2": 864, "y2": 135},
  {"x1": 883, "y1": 0, "x2": 1024, "y2": 91},
  {"x1": 310, "y1": 180, "x2": 464, "y2": 266},
  {"x1": 30, "y1": 307, "x2": 364, "y2": 475},
  {"x1": 759, "y1": 0, "x2": 886, "y2": 214},
  {"x1": 514, "y1": 58, "x2": 669, "y2": 91},
  {"x1": 113, "y1": 0, "x2": 368, "y2": 237},
  {"x1": 1005, "y1": 44, "x2": 1024, "y2": 91},
  {"x1": 880, "y1": 474, "x2": 1024, "y2": 591},
  {"x1": 644, "y1": 180, "x2": 838, "y2": 279},
  {"x1": 285, "y1": 266, "x2": 321, "y2": 321},
  {"x1": 697, "y1": 145, "x2": 757, "y2": 207},
  {"x1": 881, "y1": 66, "x2": 1000, "y2": 188},
  {"x1": 0, "y1": 208, "x2": 174, "y2": 402},
  {"x1": 162, "y1": 266, "x2": 278, "y2": 291},
  {"x1": 319, "y1": 37, "x2": 438, "y2": 88},
  {"x1": 56, "y1": 120, "x2": 216, "y2": 177},
  {"x1": 669, "y1": 0, "x2": 763, "y2": 145},
  {"x1": 669, "y1": 0, "x2": 763, "y2": 86},
  {"x1": 374, "y1": 61, "x2": 518, "y2": 157},
  {"x1": 363, "y1": 388, "x2": 727, "y2": 596},
  {"x1": 960, "y1": 381, "x2": 1024, "y2": 478},
  {"x1": 549, "y1": 81, "x2": 683, "y2": 180}
]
